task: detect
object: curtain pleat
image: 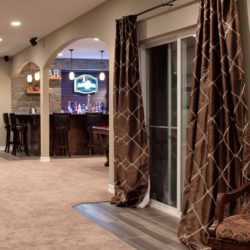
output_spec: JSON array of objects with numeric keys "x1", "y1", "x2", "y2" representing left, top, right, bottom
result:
[
  {"x1": 178, "y1": 0, "x2": 250, "y2": 249},
  {"x1": 111, "y1": 15, "x2": 149, "y2": 207}
]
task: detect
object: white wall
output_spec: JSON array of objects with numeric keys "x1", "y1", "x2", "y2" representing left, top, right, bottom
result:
[{"x1": 0, "y1": 60, "x2": 11, "y2": 148}]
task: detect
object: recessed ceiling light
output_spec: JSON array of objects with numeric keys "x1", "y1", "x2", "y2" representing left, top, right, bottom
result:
[
  {"x1": 11, "y1": 21, "x2": 22, "y2": 27},
  {"x1": 94, "y1": 38, "x2": 99, "y2": 41},
  {"x1": 0, "y1": 38, "x2": 3, "y2": 42},
  {"x1": 57, "y1": 53, "x2": 63, "y2": 57}
]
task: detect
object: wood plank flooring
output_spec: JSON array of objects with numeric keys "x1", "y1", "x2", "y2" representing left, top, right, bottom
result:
[{"x1": 74, "y1": 202, "x2": 187, "y2": 250}]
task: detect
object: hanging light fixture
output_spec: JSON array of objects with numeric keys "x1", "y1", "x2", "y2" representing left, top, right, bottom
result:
[
  {"x1": 69, "y1": 49, "x2": 75, "y2": 80},
  {"x1": 34, "y1": 70, "x2": 40, "y2": 81},
  {"x1": 99, "y1": 50, "x2": 105, "y2": 81},
  {"x1": 27, "y1": 74, "x2": 33, "y2": 83}
]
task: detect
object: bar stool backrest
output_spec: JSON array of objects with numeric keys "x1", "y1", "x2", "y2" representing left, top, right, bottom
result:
[
  {"x1": 9, "y1": 113, "x2": 17, "y2": 127},
  {"x1": 53, "y1": 113, "x2": 71, "y2": 128},
  {"x1": 86, "y1": 113, "x2": 103, "y2": 127},
  {"x1": 3, "y1": 113, "x2": 10, "y2": 126}
]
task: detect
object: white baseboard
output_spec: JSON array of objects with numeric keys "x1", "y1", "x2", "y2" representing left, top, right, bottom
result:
[
  {"x1": 40, "y1": 156, "x2": 50, "y2": 162},
  {"x1": 150, "y1": 199, "x2": 181, "y2": 218},
  {"x1": 0, "y1": 146, "x2": 5, "y2": 151},
  {"x1": 108, "y1": 184, "x2": 115, "y2": 194}
]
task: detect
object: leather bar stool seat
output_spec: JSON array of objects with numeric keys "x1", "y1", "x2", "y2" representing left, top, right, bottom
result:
[{"x1": 52, "y1": 113, "x2": 71, "y2": 157}]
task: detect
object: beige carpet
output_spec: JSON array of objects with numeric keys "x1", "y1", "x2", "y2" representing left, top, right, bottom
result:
[{"x1": 0, "y1": 155, "x2": 132, "y2": 250}]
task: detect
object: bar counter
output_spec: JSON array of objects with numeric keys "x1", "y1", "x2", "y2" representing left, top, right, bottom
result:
[{"x1": 15, "y1": 113, "x2": 109, "y2": 156}]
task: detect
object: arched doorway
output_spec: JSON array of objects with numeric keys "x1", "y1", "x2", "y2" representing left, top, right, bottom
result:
[{"x1": 43, "y1": 38, "x2": 109, "y2": 159}]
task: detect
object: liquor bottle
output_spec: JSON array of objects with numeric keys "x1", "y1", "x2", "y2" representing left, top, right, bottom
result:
[
  {"x1": 101, "y1": 102, "x2": 104, "y2": 112},
  {"x1": 68, "y1": 101, "x2": 72, "y2": 113},
  {"x1": 74, "y1": 101, "x2": 77, "y2": 113},
  {"x1": 77, "y1": 103, "x2": 82, "y2": 114},
  {"x1": 70, "y1": 101, "x2": 74, "y2": 113},
  {"x1": 87, "y1": 94, "x2": 90, "y2": 111}
]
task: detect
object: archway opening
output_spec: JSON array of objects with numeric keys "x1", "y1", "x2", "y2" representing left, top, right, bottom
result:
[{"x1": 47, "y1": 38, "x2": 110, "y2": 160}]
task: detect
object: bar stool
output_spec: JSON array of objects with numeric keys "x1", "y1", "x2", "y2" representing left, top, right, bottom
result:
[
  {"x1": 85, "y1": 113, "x2": 103, "y2": 155},
  {"x1": 3, "y1": 113, "x2": 12, "y2": 153},
  {"x1": 9, "y1": 113, "x2": 29, "y2": 156},
  {"x1": 52, "y1": 113, "x2": 71, "y2": 157}
]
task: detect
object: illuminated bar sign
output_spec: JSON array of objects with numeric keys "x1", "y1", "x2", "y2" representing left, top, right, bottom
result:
[{"x1": 74, "y1": 74, "x2": 98, "y2": 94}]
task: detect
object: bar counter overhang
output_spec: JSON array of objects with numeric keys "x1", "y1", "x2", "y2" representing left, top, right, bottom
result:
[{"x1": 15, "y1": 113, "x2": 109, "y2": 156}]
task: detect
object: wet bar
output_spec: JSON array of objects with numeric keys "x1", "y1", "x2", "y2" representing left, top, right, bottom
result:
[{"x1": 16, "y1": 113, "x2": 108, "y2": 156}]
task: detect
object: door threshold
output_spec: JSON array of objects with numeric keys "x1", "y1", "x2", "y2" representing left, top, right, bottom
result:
[{"x1": 150, "y1": 199, "x2": 181, "y2": 218}]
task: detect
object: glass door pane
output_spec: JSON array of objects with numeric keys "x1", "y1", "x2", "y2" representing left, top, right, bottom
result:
[{"x1": 148, "y1": 41, "x2": 177, "y2": 207}]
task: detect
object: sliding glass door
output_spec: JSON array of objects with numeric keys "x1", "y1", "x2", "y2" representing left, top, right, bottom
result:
[
  {"x1": 144, "y1": 34, "x2": 195, "y2": 212},
  {"x1": 148, "y1": 42, "x2": 178, "y2": 207}
]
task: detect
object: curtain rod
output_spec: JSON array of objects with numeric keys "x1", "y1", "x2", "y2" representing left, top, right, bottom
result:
[{"x1": 136, "y1": 0, "x2": 177, "y2": 17}]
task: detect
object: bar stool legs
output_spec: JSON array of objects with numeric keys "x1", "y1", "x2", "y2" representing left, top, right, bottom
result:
[
  {"x1": 53, "y1": 130, "x2": 71, "y2": 157},
  {"x1": 5, "y1": 126, "x2": 11, "y2": 153},
  {"x1": 52, "y1": 113, "x2": 71, "y2": 157},
  {"x1": 88, "y1": 128, "x2": 102, "y2": 156},
  {"x1": 12, "y1": 128, "x2": 28, "y2": 156},
  {"x1": 9, "y1": 113, "x2": 29, "y2": 157},
  {"x1": 3, "y1": 113, "x2": 12, "y2": 153}
]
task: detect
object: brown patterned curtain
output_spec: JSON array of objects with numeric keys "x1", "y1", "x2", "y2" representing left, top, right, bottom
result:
[
  {"x1": 178, "y1": 0, "x2": 250, "y2": 249},
  {"x1": 111, "y1": 15, "x2": 149, "y2": 207}
]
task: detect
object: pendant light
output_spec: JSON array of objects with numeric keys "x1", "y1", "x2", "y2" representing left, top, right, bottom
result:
[
  {"x1": 34, "y1": 70, "x2": 40, "y2": 81},
  {"x1": 69, "y1": 49, "x2": 75, "y2": 80},
  {"x1": 99, "y1": 50, "x2": 105, "y2": 81},
  {"x1": 27, "y1": 74, "x2": 33, "y2": 83}
]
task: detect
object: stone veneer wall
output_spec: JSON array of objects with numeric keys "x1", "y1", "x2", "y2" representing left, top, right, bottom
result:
[
  {"x1": 50, "y1": 58, "x2": 108, "y2": 72},
  {"x1": 12, "y1": 62, "x2": 41, "y2": 113},
  {"x1": 11, "y1": 59, "x2": 108, "y2": 113}
]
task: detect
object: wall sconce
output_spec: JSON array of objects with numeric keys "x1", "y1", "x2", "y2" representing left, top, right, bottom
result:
[
  {"x1": 69, "y1": 49, "x2": 75, "y2": 80},
  {"x1": 99, "y1": 50, "x2": 105, "y2": 81}
]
